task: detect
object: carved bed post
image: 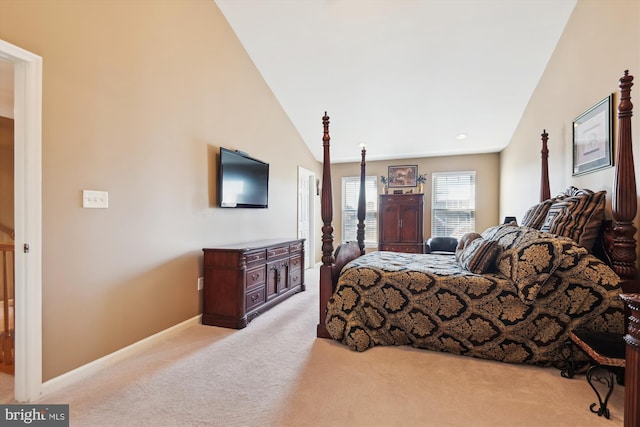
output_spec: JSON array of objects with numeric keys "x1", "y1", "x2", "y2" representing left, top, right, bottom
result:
[
  {"x1": 612, "y1": 71, "x2": 638, "y2": 288},
  {"x1": 357, "y1": 144, "x2": 367, "y2": 255},
  {"x1": 540, "y1": 129, "x2": 550, "y2": 202},
  {"x1": 612, "y1": 70, "x2": 639, "y2": 427},
  {"x1": 317, "y1": 112, "x2": 334, "y2": 338}
]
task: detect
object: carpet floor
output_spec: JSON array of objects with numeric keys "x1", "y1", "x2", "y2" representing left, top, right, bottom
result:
[{"x1": 17, "y1": 267, "x2": 625, "y2": 426}]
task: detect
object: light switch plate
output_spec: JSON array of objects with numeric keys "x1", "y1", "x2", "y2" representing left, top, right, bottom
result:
[{"x1": 83, "y1": 190, "x2": 109, "y2": 208}]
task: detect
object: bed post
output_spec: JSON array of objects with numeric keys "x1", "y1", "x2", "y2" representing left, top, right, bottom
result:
[
  {"x1": 611, "y1": 71, "x2": 638, "y2": 290},
  {"x1": 317, "y1": 112, "x2": 334, "y2": 338},
  {"x1": 540, "y1": 129, "x2": 550, "y2": 202},
  {"x1": 357, "y1": 144, "x2": 367, "y2": 255},
  {"x1": 612, "y1": 70, "x2": 639, "y2": 427}
]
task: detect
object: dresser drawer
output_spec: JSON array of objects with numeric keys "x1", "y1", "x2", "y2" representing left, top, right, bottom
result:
[
  {"x1": 245, "y1": 287, "x2": 265, "y2": 311},
  {"x1": 401, "y1": 195, "x2": 421, "y2": 203},
  {"x1": 290, "y1": 241, "x2": 303, "y2": 253},
  {"x1": 289, "y1": 254, "x2": 302, "y2": 271},
  {"x1": 245, "y1": 250, "x2": 266, "y2": 267},
  {"x1": 380, "y1": 244, "x2": 423, "y2": 253},
  {"x1": 267, "y1": 245, "x2": 289, "y2": 260},
  {"x1": 289, "y1": 269, "x2": 302, "y2": 288},
  {"x1": 246, "y1": 265, "x2": 265, "y2": 290}
]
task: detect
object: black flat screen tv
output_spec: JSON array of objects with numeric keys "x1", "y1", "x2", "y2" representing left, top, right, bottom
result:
[{"x1": 218, "y1": 147, "x2": 269, "y2": 208}]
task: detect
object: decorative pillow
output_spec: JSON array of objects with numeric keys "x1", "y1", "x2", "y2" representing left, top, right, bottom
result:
[
  {"x1": 482, "y1": 224, "x2": 528, "y2": 251},
  {"x1": 520, "y1": 199, "x2": 555, "y2": 229},
  {"x1": 540, "y1": 189, "x2": 605, "y2": 251},
  {"x1": 556, "y1": 186, "x2": 594, "y2": 199},
  {"x1": 458, "y1": 237, "x2": 500, "y2": 274},
  {"x1": 455, "y1": 232, "x2": 482, "y2": 263},
  {"x1": 481, "y1": 222, "x2": 519, "y2": 241},
  {"x1": 496, "y1": 236, "x2": 567, "y2": 304}
]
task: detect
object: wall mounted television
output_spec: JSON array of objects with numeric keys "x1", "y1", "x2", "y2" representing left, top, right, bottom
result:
[{"x1": 218, "y1": 147, "x2": 269, "y2": 208}]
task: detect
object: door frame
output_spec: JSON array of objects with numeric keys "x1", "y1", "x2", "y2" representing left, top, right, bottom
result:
[
  {"x1": 297, "y1": 167, "x2": 316, "y2": 267},
  {"x1": 0, "y1": 39, "x2": 43, "y2": 402}
]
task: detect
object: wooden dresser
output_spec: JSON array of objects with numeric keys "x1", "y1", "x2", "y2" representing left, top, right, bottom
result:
[
  {"x1": 202, "y1": 238, "x2": 305, "y2": 329},
  {"x1": 378, "y1": 193, "x2": 424, "y2": 253}
]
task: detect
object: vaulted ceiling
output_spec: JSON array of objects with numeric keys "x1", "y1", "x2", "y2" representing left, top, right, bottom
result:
[
  {"x1": 0, "y1": 2, "x2": 578, "y2": 163},
  {"x1": 215, "y1": 0, "x2": 577, "y2": 163}
]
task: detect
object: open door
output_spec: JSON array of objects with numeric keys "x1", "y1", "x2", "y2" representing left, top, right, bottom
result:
[
  {"x1": 297, "y1": 167, "x2": 315, "y2": 268},
  {"x1": 0, "y1": 39, "x2": 43, "y2": 402},
  {"x1": 0, "y1": 102, "x2": 15, "y2": 375}
]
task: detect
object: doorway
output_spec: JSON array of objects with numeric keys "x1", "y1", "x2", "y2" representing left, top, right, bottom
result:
[
  {"x1": 0, "y1": 39, "x2": 43, "y2": 402},
  {"x1": 297, "y1": 167, "x2": 316, "y2": 268}
]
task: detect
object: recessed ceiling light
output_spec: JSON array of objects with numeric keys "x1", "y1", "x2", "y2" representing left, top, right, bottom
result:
[{"x1": 456, "y1": 133, "x2": 468, "y2": 141}]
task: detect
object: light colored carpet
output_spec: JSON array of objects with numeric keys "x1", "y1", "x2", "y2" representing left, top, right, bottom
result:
[{"x1": 24, "y1": 267, "x2": 625, "y2": 426}]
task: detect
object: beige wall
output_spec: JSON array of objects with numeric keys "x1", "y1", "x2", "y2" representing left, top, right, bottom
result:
[
  {"x1": 330, "y1": 152, "x2": 500, "y2": 244},
  {"x1": 501, "y1": 0, "x2": 640, "y2": 232},
  {"x1": 0, "y1": 0, "x2": 321, "y2": 380}
]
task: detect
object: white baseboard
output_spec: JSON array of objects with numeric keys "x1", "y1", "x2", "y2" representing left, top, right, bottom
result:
[{"x1": 40, "y1": 315, "x2": 202, "y2": 399}]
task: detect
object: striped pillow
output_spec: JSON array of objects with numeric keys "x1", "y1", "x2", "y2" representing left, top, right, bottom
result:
[
  {"x1": 455, "y1": 232, "x2": 482, "y2": 263},
  {"x1": 558, "y1": 186, "x2": 597, "y2": 199},
  {"x1": 520, "y1": 199, "x2": 555, "y2": 229},
  {"x1": 481, "y1": 222, "x2": 519, "y2": 241},
  {"x1": 458, "y1": 237, "x2": 500, "y2": 274},
  {"x1": 540, "y1": 189, "x2": 605, "y2": 251}
]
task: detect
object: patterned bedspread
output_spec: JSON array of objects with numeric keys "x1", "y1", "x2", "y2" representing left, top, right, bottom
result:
[{"x1": 325, "y1": 251, "x2": 624, "y2": 365}]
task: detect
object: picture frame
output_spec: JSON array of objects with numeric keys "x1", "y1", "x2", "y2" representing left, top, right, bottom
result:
[
  {"x1": 572, "y1": 94, "x2": 614, "y2": 176},
  {"x1": 388, "y1": 165, "x2": 418, "y2": 188}
]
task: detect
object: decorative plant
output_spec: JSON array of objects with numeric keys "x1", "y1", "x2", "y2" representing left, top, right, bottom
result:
[
  {"x1": 380, "y1": 175, "x2": 388, "y2": 185},
  {"x1": 417, "y1": 174, "x2": 427, "y2": 184}
]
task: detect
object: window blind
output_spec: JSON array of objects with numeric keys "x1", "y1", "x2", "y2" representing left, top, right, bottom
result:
[
  {"x1": 431, "y1": 171, "x2": 476, "y2": 239},
  {"x1": 342, "y1": 176, "x2": 378, "y2": 246}
]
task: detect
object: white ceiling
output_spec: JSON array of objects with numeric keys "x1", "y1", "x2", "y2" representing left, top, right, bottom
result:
[
  {"x1": 0, "y1": 2, "x2": 577, "y2": 162},
  {"x1": 216, "y1": 0, "x2": 577, "y2": 163}
]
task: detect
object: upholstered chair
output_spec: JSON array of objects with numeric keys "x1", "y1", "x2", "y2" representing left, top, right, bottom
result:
[{"x1": 424, "y1": 236, "x2": 459, "y2": 255}]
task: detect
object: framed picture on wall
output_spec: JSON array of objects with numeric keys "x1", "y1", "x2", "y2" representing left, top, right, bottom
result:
[
  {"x1": 572, "y1": 94, "x2": 614, "y2": 176},
  {"x1": 388, "y1": 165, "x2": 418, "y2": 188}
]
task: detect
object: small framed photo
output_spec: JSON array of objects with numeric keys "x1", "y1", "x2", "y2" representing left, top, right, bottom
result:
[
  {"x1": 572, "y1": 94, "x2": 614, "y2": 176},
  {"x1": 388, "y1": 165, "x2": 418, "y2": 188}
]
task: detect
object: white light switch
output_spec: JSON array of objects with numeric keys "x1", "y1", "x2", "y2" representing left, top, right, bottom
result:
[{"x1": 83, "y1": 190, "x2": 109, "y2": 208}]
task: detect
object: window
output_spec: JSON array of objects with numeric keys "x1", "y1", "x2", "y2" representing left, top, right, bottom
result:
[
  {"x1": 431, "y1": 171, "x2": 476, "y2": 239},
  {"x1": 342, "y1": 176, "x2": 378, "y2": 246}
]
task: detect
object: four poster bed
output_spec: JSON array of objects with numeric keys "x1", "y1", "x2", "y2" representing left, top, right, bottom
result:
[{"x1": 316, "y1": 71, "x2": 639, "y2": 424}]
